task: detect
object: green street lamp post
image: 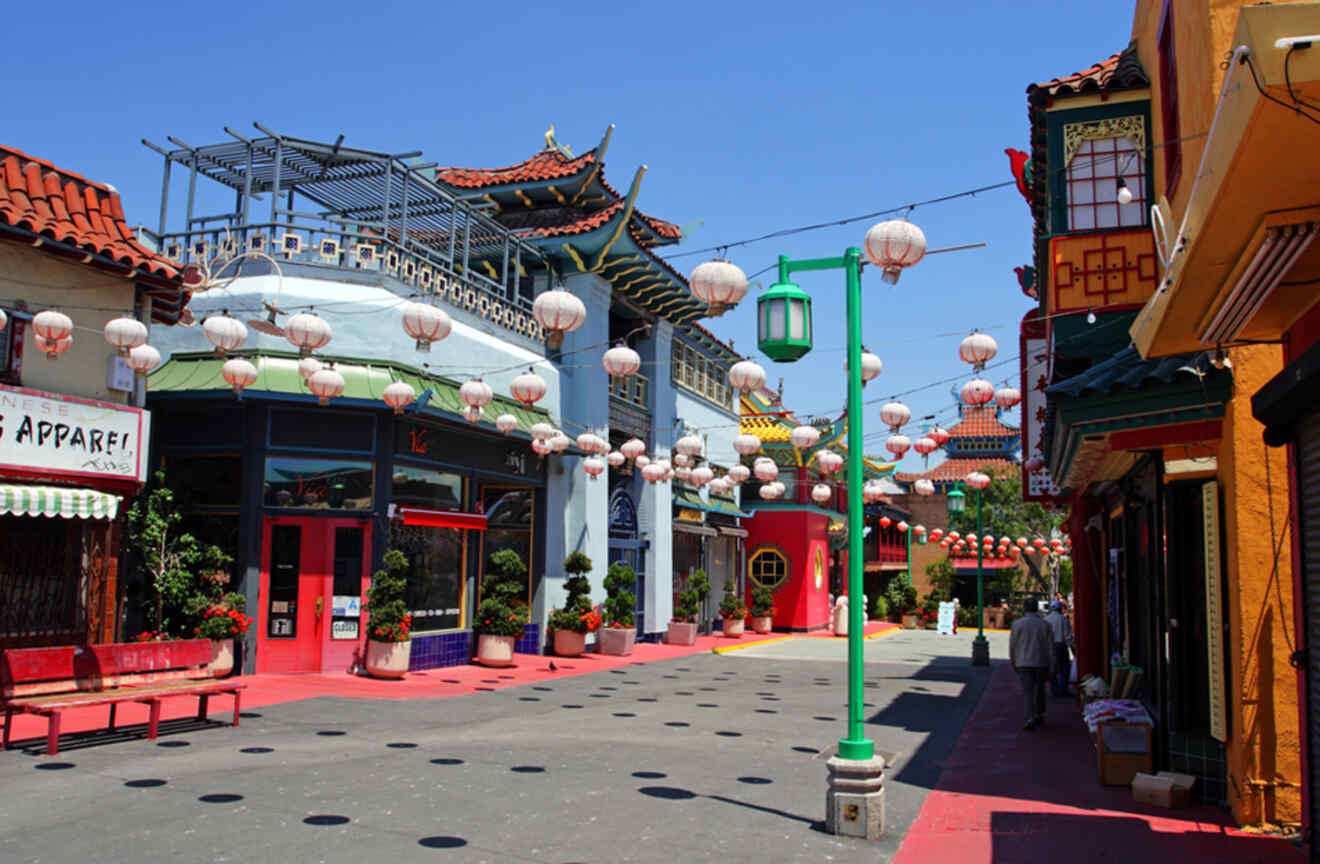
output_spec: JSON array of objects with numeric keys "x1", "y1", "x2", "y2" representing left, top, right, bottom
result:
[{"x1": 948, "y1": 479, "x2": 990, "y2": 665}]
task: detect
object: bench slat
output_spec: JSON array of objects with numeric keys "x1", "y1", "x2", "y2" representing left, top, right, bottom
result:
[
  {"x1": 1, "y1": 647, "x2": 77, "y2": 699},
  {"x1": 7, "y1": 680, "x2": 246, "y2": 711}
]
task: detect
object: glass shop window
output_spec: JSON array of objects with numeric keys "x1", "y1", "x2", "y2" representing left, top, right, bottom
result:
[
  {"x1": 164, "y1": 454, "x2": 242, "y2": 511},
  {"x1": 389, "y1": 520, "x2": 465, "y2": 632},
  {"x1": 268, "y1": 408, "x2": 373, "y2": 453},
  {"x1": 479, "y1": 486, "x2": 534, "y2": 607},
  {"x1": 391, "y1": 464, "x2": 464, "y2": 510},
  {"x1": 264, "y1": 457, "x2": 373, "y2": 509}
]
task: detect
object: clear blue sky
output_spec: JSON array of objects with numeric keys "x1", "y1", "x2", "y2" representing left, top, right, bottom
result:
[{"x1": 7, "y1": 0, "x2": 1133, "y2": 471}]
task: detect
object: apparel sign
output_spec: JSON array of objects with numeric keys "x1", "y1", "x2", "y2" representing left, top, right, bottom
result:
[{"x1": 0, "y1": 385, "x2": 149, "y2": 484}]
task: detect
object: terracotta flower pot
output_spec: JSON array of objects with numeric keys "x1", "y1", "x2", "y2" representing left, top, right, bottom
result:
[
  {"x1": 365, "y1": 639, "x2": 411, "y2": 678},
  {"x1": 475, "y1": 633, "x2": 517, "y2": 667},
  {"x1": 553, "y1": 629, "x2": 586, "y2": 657},
  {"x1": 599, "y1": 627, "x2": 636, "y2": 656},
  {"x1": 721, "y1": 618, "x2": 746, "y2": 638},
  {"x1": 208, "y1": 639, "x2": 234, "y2": 678},
  {"x1": 901, "y1": 614, "x2": 919, "y2": 630},
  {"x1": 750, "y1": 616, "x2": 773, "y2": 634},
  {"x1": 667, "y1": 620, "x2": 697, "y2": 646}
]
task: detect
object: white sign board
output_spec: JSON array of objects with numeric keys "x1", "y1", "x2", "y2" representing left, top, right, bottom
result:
[
  {"x1": 332, "y1": 595, "x2": 361, "y2": 618},
  {"x1": 0, "y1": 385, "x2": 149, "y2": 484},
  {"x1": 937, "y1": 601, "x2": 957, "y2": 635},
  {"x1": 331, "y1": 619, "x2": 359, "y2": 640}
]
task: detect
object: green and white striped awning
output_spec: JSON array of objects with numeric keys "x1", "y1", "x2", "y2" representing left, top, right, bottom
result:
[{"x1": 0, "y1": 485, "x2": 121, "y2": 520}]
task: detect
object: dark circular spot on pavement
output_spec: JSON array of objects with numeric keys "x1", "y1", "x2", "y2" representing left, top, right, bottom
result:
[
  {"x1": 633, "y1": 770, "x2": 666, "y2": 779},
  {"x1": 441, "y1": 679, "x2": 461, "y2": 684},
  {"x1": 612, "y1": 712, "x2": 636, "y2": 718},
  {"x1": 474, "y1": 686, "x2": 495, "y2": 691},
  {"x1": 676, "y1": 667, "x2": 691, "y2": 671},
  {"x1": 561, "y1": 704, "x2": 583, "y2": 709},
  {"x1": 756, "y1": 691, "x2": 776, "y2": 696},
  {"x1": 316, "y1": 730, "x2": 346, "y2": 737},
  {"x1": 814, "y1": 682, "x2": 832, "y2": 686},
  {"x1": 481, "y1": 679, "x2": 499, "y2": 684},
  {"x1": 638, "y1": 697, "x2": 659, "y2": 703},
  {"x1": 418, "y1": 836, "x2": 467, "y2": 849},
  {"x1": 696, "y1": 703, "x2": 718, "y2": 708},
  {"x1": 511, "y1": 765, "x2": 545, "y2": 773},
  {"x1": 715, "y1": 730, "x2": 741, "y2": 737},
  {"x1": 738, "y1": 776, "x2": 773, "y2": 784},
  {"x1": 240, "y1": 747, "x2": 273, "y2": 754},
  {"x1": 430, "y1": 758, "x2": 464, "y2": 765},
  {"x1": 519, "y1": 696, "x2": 540, "y2": 702},
  {"x1": 533, "y1": 686, "x2": 553, "y2": 692},
  {"x1": 664, "y1": 721, "x2": 690, "y2": 727},
  {"x1": 813, "y1": 716, "x2": 837, "y2": 722},
  {"x1": 35, "y1": 762, "x2": 75, "y2": 770},
  {"x1": 498, "y1": 675, "x2": 515, "y2": 680},
  {"x1": 699, "y1": 687, "x2": 717, "y2": 692},
  {"x1": 639, "y1": 785, "x2": 696, "y2": 800},
  {"x1": 609, "y1": 669, "x2": 627, "y2": 675},
  {"x1": 387, "y1": 742, "x2": 418, "y2": 749},
  {"x1": 239, "y1": 712, "x2": 262, "y2": 718},
  {"x1": 760, "y1": 696, "x2": 780, "y2": 702},
  {"x1": 157, "y1": 740, "x2": 190, "y2": 748},
  {"x1": 792, "y1": 746, "x2": 820, "y2": 754},
  {"x1": 589, "y1": 694, "x2": 610, "y2": 699},
  {"x1": 663, "y1": 674, "x2": 680, "y2": 679},
  {"x1": 599, "y1": 686, "x2": 618, "y2": 691},
  {"x1": 125, "y1": 778, "x2": 166, "y2": 787},
  {"x1": 304, "y1": 814, "x2": 349, "y2": 826},
  {"x1": 622, "y1": 680, "x2": 641, "y2": 685},
  {"x1": 755, "y1": 709, "x2": 778, "y2": 714},
  {"x1": 675, "y1": 690, "x2": 694, "y2": 695},
  {"x1": 199, "y1": 793, "x2": 243, "y2": 803}
]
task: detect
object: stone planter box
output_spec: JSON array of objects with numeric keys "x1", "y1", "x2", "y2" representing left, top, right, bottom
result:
[
  {"x1": 365, "y1": 639, "x2": 411, "y2": 679},
  {"x1": 901, "y1": 614, "x2": 919, "y2": 630},
  {"x1": 667, "y1": 621, "x2": 698, "y2": 646},
  {"x1": 598, "y1": 627, "x2": 636, "y2": 656},
  {"x1": 475, "y1": 634, "x2": 516, "y2": 667},
  {"x1": 749, "y1": 616, "x2": 773, "y2": 634},
  {"x1": 553, "y1": 629, "x2": 586, "y2": 657},
  {"x1": 721, "y1": 618, "x2": 745, "y2": 638},
  {"x1": 208, "y1": 639, "x2": 234, "y2": 678}
]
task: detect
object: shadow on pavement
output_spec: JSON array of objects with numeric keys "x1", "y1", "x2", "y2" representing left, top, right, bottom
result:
[
  {"x1": 990, "y1": 811, "x2": 1291, "y2": 864},
  {"x1": 3, "y1": 716, "x2": 226, "y2": 755}
]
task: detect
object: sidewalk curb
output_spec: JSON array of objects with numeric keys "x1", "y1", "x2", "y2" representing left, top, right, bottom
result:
[{"x1": 711, "y1": 635, "x2": 795, "y2": 654}]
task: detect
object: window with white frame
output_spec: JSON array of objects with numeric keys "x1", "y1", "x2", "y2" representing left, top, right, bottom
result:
[
  {"x1": 1066, "y1": 136, "x2": 1147, "y2": 231},
  {"x1": 671, "y1": 341, "x2": 733, "y2": 410}
]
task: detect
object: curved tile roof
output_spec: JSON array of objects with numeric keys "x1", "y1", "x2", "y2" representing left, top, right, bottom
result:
[
  {"x1": 1028, "y1": 41, "x2": 1148, "y2": 100},
  {"x1": 435, "y1": 148, "x2": 596, "y2": 189},
  {"x1": 947, "y1": 405, "x2": 1020, "y2": 439},
  {"x1": 894, "y1": 457, "x2": 1018, "y2": 484}
]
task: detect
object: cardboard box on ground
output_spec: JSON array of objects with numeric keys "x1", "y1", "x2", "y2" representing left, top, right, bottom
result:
[{"x1": 1131, "y1": 772, "x2": 1196, "y2": 808}]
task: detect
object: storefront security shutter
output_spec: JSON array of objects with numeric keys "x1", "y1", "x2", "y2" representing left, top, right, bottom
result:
[{"x1": 1298, "y1": 406, "x2": 1320, "y2": 845}]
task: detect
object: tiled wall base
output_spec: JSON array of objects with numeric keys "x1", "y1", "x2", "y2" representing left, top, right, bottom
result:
[{"x1": 408, "y1": 625, "x2": 542, "y2": 671}]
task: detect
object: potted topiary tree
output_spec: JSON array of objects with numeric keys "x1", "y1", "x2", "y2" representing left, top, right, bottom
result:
[
  {"x1": 668, "y1": 569, "x2": 705, "y2": 646},
  {"x1": 748, "y1": 585, "x2": 776, "y2": 634},
  {"x1": 689, "y1": 568, "x2": 712, "y2": 634},
  {"x1": 473, "y1": 548, "x2": 530, "y2": 667},
  {"x1": 363, "y1": 548, "x2": 413, "y2": 678},
  {"x1": 718, "y1": 576, "x2": 748, "y2": 638},
  {"x1": 599, "y1": 561, "x2": 637, "y2": 656},
  {"x1": 548, "y1": 551, "x2": 600, "y2": 657}
]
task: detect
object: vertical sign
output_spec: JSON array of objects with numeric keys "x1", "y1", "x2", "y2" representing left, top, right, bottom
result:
[
  {"x1": 1202, "y1": 481, "x2": 1226, "y2": 742},
  {"x1": 1020, "y1": 312, "x2": 1059, "y2": 501}
]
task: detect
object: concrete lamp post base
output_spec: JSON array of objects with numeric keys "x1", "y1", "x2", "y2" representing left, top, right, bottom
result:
[
  {"x1": 825, "y1": 754, "x2": 886, "y2": 839},
  {"x1": 971, "y1": 635, "x2": 990, "y2": 666}
]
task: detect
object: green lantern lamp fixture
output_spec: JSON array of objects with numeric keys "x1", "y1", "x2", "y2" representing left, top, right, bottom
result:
[
  {"x1": 946, "y1": 485, "x2": 966, "y2": 515},
  {"x1": 757, "y1": 256, "x2": 813, "y2": 362}
]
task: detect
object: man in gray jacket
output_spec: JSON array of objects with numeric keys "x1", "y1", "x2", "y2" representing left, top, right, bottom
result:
[{"x1": 1009, "y1": 596, "x2": 1053, "y2": 730}]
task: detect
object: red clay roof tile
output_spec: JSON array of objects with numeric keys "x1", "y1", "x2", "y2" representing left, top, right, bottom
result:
[
  {"x1": 947, "y1": 405, "x2": 1019, "y2": 439},
  {"x1": 894, "y1": 457, "x2": 1018, "y2": 484},
  {"x1": 435, "y1": 148, "x2": 596, "y2": 189},
  {"x1": 1029, "y1": 42, "x2": 1148, "y2": 99}
]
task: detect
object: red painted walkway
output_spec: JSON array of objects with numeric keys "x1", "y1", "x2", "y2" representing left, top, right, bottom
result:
[
  {"x1": 893, "y1": 660, "x2": 1300, "y2": 864},
  {"x1": 2, "y1": 623, "x2": 896, "y2": 750}
]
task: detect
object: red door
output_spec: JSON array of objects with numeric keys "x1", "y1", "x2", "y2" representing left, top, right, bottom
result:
[{"x1": 256, "y1": 516, "x2": 372, "y2": 674}]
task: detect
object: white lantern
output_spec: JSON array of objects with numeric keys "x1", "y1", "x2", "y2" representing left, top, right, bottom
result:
[
  {"x1": 298, "y1": 356, "x2": 322, "y2": 381},
  {"x1": 879, "y1": 401, "x2": 911, "y2": 430},
  {"x1": 863, "y1": 220, "x2": 926, "y2": 284},
  {"x1": 855, "y1": 350, "x2": 883, "y2": 386},
  {"x1": 691, "y1": 466, "x2": 714, "y2": 487},
  {"x1": 285, "y1": 311, "x2": 332, "y2": 356},
  {"x1": 674, "y1": 465, "x2": 692, "y2": 482},
  {"x1": 530, "y1": 422, "x2": 556, "y2": 441},
  {"x1": 549, "y1": 432, "x2": 572, "y2": 453},
  {"x1": 885, "y1": 434, "x2": 911, "y2": 458},
  {"x1": 928, "y1": 426, "x2": 950, "y2": 446},
  {"x1": 104, "y1": 316, "x2": 148, "y2": 355},
  {"x1": 621, "y1": 438, "x2": 646, "y2": 461},
  {"x1": 708, "y1": 477, "x2": 728, "y2": 495},
  {"x1": 602, "y1": 343, "x2": 642, "y2": 378},
  {"x1": 914, "y1": 478, "x2": 936, "y2": 496},
  {"x1": 759, "y1": 483, "x2": 781, "y2": 500},
  {"x1": 965, "y1": 471, "x2": 991, "y2": 490},
  {"x1": 606, "y1": 450, "x2": 625, "y2": 468},
  {"x1": 960, "y1": 378, "x2": 995, "y2": 406},
  {"x1": 634, "y1": 454, "x2": 652, "y2": 469},
  {"x1": 728, "y1": 359, "x2": 767, "y2": 393},
  {"x1": 994, "y1": 386, "x2": 1022, "y2": 409},
  {"x1": 401, "y1": 302, "x2": 452, "y2": 351},
  {"x1": 688, "y1": 258, "x2": 748, "y2": 315},
  {"x1": 958, "y1": 331, "x2": 998, "y2": 368},
  {"x1": 732, "y1": 433, "x2": 762, "y2": 456},
  {"x1": 753, "y1": 459, "x2": 779, "y2": 482},
  {"x1": 897, "y1": 521, "x2": 909, "y2": 533},
  {"x1": 222, "y1": 357, "x2": 258, "y2": 394},
  {"x1": 532, "y1": 437, "x2": 552, "y2": 456},
  {"x1": 308, "y1": 367, "x2": 345, "y2": 406},
  {"x1": 460, "y1": 378, "x2": 494, "y2": 409},
  {"x1": 576, "y1": 432, "x2": 607, "y2": 454},
  {"x1": 811, "y1": 483, "x2": 832, "y2": 505},
  {"x1": 125, "y1": 344, "x2": 160, "y2": 376},
  {"x1": 913, "y1": 437, "x2": 938, "y2": 457},
  {"x1": 673, "y1": 453, "x2": 692, "y2": 468},
  {"x1": 0, "y1": 309, "x2": 7, "y2": 330},
  {"x1": 383, "y1": 380, "x2": 416, "y2": 414},
  {"x1": 727, "y1": 464, "x2": 750, "y2": 484},
  {"x1": 34, "y1": 333, "x2": 71, "y2": 359},
  {"x1": 642, "y1": 462, "x2": 666, "y2": 484},
  {"x1": 675, "y1": 434, "x2": 704, "y2": 457},
  {"x1": 510, "y1": 370, "x2": 548, "y2": 407},
  {"x1": 532, "y1": 287, "x2": 586, "y2": 349},
  {"x1": 202, "y1": 314, "x2": 247, "y2": 356},
  {"x1": 817, "y1": 449, "x2": 844, "y2": 475},
  {"x1": 583, "y1": 455, "x2": 606, "y2": 479},
  {"x1": 464, "y1": 405, "x2": 484, "y2": 424},
  {"x1": 789, "y1": 425, "x2": 821, "y2": 450},
  {"x1": 496, "y1": 413, "x2": 518, "y2": 435},
  {"x1": 33, "y1": 310, "x2": 73, "y2": 342}
]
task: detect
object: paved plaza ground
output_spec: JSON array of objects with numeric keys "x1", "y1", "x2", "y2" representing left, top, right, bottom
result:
[{"x1": 0, "y1": 628, "x2": 1300, "y2": 863}]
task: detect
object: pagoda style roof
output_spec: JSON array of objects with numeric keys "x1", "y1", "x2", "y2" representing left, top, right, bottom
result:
[
  {"x1": 739, "y1": 389, "x2": 895, "y2": 479},
  {"x1": 894, "y1": 457, "x2": 1019, "y2": 487},
  {"x1": 1027, "y1": 42, "x2": 1148, "y2": 101}
]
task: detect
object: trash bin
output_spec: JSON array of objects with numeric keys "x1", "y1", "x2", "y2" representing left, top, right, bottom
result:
[{"x1": 833, "y1": 595, "x2": 849, "y2": 636}]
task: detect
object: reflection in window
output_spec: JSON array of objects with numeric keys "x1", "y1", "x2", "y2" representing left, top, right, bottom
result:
[
  {"x1": 480, "y1": 486, "x2": 533, "y2": 607},
  {"x1": 390, "y1": 521, "x2": 465, "y2": 631},
  {"x1": 264, "y1": 457, "x2": 373, "y2": 509},
  {"x1": 391, "y1": 464, "x2": 463, "y2": 510}
]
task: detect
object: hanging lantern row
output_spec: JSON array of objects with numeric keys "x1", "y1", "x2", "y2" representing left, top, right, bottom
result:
[
  {"x1": 688, "y1": 259, "x2": 749, "y2": 317},
  {"x1": 864, "y1": 219, "x2": 927, "y2": 285},
  {"x1": 728, "y1": 359, "x2": 766, "y2": 393},
  {"x1": 879, "y1": 400, "x2": 910, "y2": 431},
  {"x1": 674, "y1": 453, "x2": 691, "y2": 468},
  {"x1": 733, "y1": 433, "x2": 763, "y2": 456},
  {"x1": 759, "y1": 481, "x2": 786, "y2": 500},
  {"x1": 960, "y1": 377, "x2": 995, "y2": 407},
  {"x1": 34, "y1": 310, "x2": 73, "y2": 359},
  {"x1": 847, "y1": 350, "x2": 883, "y2": 387},
  {"x1": 727, "y1": 464, "x2": 750, "y2": 484},
  {"x1": 402, "y1": 302, "x2": 452, "y2": 352},
  {"x1": 789, "y1": 425, "x2": 820, "y2": 450},
  {"x1": 811, "y1": 483, "x2": 833, "y2": 505},
  {"x1": 602, "y1": 343, "x2": 641, "y2": 378},
  {"x1": 816, "y1": 449, "x2": 843, "y2": 475},
  {"x1": 885, "y1": 434, "x2": 911, "y2": 459},
  {"x1": 753, "y1": 457, "x2": 779, "y2": 483},
  {"x1": 675, "y1": 433, "x2": 704, "y2": 458}
]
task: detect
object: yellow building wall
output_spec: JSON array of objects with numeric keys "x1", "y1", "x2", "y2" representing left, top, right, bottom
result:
[
  {"x1": 0, "y1": 244, "x2": 144, "y2": 405},
  {"x1": 1216, "y1": 342, "x2": 1300, "y2": 827}
]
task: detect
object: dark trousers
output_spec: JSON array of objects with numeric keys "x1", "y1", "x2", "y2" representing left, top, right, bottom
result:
[
  {"x1": 1016, "y1": 666, "x2": 1047, "y2": 723},
  {"x1": 1052, "y1": 643, "x2": 1071, "y2": 695}
]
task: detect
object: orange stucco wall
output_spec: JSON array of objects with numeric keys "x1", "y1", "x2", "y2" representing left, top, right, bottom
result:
[
  {"x1": 743, "y1": 509, "x2": 831, "y2": 631},
  {"x1": 1217, "y1": 343, "x2": 1300, "y2": 826}
]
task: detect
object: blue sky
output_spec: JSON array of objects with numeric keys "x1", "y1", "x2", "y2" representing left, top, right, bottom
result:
[{"x1": 6, "y1": 1, "x2": 1134, "y2": 471}]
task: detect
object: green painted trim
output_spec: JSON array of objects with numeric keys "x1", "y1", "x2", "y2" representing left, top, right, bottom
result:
[
  {"x1": 1055, "y1": 403, "x2": 1226, "y2": 483},
  {"x1": 1046, "y1": 100, "x2": 1153, "y2": 236}
]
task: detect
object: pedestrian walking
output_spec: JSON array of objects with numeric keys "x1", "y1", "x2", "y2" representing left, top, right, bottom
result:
[
  {"x1": 1009, "y1": 596, "x2": 1052, "y2": 730},
  {"x1": 1044, "y1": 600, "x2": 1073, "y2": 697}
]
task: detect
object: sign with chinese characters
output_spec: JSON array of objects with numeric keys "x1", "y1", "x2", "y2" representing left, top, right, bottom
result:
[
  {"x1": 1202, "y1": 481, "x2": 1226, "y2": 742},
  {"x1": 0, "y1": 385, "x2": 150, "y2": 484},
  {"x1": 1020, "y1": 313, "x2": 1059, "y2": 501}
]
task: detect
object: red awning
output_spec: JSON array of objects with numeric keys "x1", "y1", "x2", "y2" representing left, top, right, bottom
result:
[{"x1": 398, "y1": 507, "x2": 488, "y2": 530}]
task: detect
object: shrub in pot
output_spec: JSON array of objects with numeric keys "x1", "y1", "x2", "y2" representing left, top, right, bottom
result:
[
  {"x1": 887, "y1": 580, "x2": 919, "y2": 628},
  {"x1": 194, "y1": 591, "x2": 252, "y2": 677},
  {"x1": 668, "y1": 583, "x2": 701, "y2": 646},
  {"x1": 600, "y1": 561, "x2": 638, "y2": 656},
  {"x1": 548, "y1": 551, "x2": 600, "y2": 657},
  {"x1": 717, "y1": 576, "x2": 747, "y2": 638},
  {"x1": 871, "y1": 594, "x2": 889, "y2": 622},
  {"x1": 363, "y1": 549, "x2": 413, "y2": 678},
  {"x1": 474, "y1": 548, "x2": 529, "y2": 666},
  {"x1": 748, "y1": 585, "x2": 776, "y2": 634}
]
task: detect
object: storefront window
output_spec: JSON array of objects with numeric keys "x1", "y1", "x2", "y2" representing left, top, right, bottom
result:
[
  {"x1": 165, "y1": 454, "x2": 242, "y2": 511},
  {"x1": 390, "y1": 521, "x2": 465, "y2": 632},
  {"x1": 391, "y1": 465, "x2": 463, "y2": 510},
  {"x1": 263, "y1": 457, "x2": 373, "y2": 509},
  {"x1": 480, "y1": 486, "x2": 533, "y2": 606}
]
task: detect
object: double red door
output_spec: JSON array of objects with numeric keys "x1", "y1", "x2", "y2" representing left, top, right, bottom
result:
[{"x1": 256, "y1": 516, "x2": 371, "y2": 674}]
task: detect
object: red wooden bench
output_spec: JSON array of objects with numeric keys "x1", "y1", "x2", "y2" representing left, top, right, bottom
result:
[{"x1": 1, "y1": 640, "x2": 245, "y2": 755}]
